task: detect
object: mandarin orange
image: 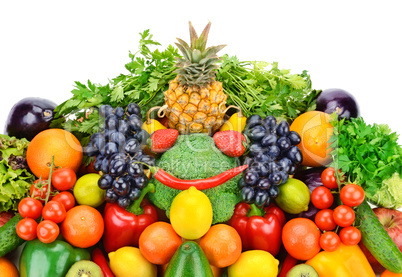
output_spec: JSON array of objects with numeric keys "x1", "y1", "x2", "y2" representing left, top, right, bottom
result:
[
  {"x1": 289, "y1": 111, "x2": 333, "y2": 167},
  {"x1": 26, "y1": 128, "x2": 83, "y2": 179}
]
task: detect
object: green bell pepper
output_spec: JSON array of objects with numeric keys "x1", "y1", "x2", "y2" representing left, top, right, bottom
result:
[{"x1": 19, "y1": 239, "x2": 91, "y2": 277}]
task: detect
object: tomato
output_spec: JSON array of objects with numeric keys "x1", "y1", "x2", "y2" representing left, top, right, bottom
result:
[
  {"x1": 16, "y1": 218, "x2": 38, "y2": 241},
  {"x1": 315, "y1": 209, "x2": 337, "y2": 231},
  {"x1": 333, "y1": 205, "x2": 355, "y2": 227},
  {"x1": 339, "y1": 226, "x2": 361, "y2": 245},
  {"x1": 311, "y1": 186, "x2": 334, "y2": 210},
  {"x1": 319, "y1": 231, "x2": 341, "y2": 252},
  {"x1": 52, "y1": 191, "x2": 75, "y2": 211},
  {"x1": 321, "y1": 167, "x2": 338, "y2": 189},
  {"x1": 18, "y1": 198, "x2": 43, "y2": 219},
  {"x1": 37, "y1": 220, "x2": 60, "y2": 243},
  {"x1": 42, "y1": 200, "x2": 66, "y2": 223},
  {"x1": 30, "y1": 179, "x2": 54, "y2": 203},
  {"x1": 340, "y1": 184, "x2": 365, "y2": 207},
  {"x1": 51, "y1": 167, "x2": 77, "y2": 191}
]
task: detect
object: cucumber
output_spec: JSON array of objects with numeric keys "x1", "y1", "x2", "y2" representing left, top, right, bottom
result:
[
  {"x1": 164, "y1": 241, "x2": 213, "y2": 277},
  {"x1": 0, "y1": 213, "x2": 25, "y2": 257},
  {"x1": 355, "y1": 199, "x2": 402, "y2": 273}
]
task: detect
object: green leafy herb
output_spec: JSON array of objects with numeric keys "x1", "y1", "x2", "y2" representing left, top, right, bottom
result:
[
  {"x1": 51, "y1": 30, "x2": 180, "y2": 144},
  {"x1": 329, "y1": 116, "x2": 402, "y2": 205},
  {"x1": 216, "y1": 55, "x2": 320, "y2": 121}
]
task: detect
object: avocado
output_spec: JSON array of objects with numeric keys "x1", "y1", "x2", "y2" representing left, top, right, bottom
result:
[{"x1": 164, "y1": 241, "x2": 213, "y2": 277}]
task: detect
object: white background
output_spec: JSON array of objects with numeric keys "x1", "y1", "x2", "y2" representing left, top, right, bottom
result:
[{"x1": 0, "y1": 1, "x2": 401, "y2": 139}]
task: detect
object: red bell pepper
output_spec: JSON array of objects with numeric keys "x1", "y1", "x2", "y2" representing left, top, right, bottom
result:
[
  {"x1": 228, "y1": 202, "x2": 285, "y2": 256},
  {"x1": 102, "y1": 183, "x2": 158, "y2": 253}
]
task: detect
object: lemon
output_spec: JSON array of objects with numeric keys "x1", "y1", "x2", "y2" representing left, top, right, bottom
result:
[
  {"x1": 109, "y1": 246, "x2": 157, "y2": 277},
  {"x1": 73, "y1": 173, "x2": 105, "y2": 208},
  {"x1": 169, "y1": 186, "x2": 213, "y2": 240},
  {"x1": 228, "y1": 250, "x2": 279, "y2": 277},
  {"x1": 274, "y1": 178, "x2": 310, "y2": 214}
]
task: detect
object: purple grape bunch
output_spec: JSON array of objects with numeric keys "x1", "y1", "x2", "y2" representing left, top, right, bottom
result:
[
  {"x1": 84, "y1": 103, "x2": 155, "y2": 208},
  {"x1": 240, "y1": 114, "x2": 303, "y2": 207}
]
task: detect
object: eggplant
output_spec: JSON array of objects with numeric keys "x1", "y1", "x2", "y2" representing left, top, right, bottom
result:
[
  {"x1": 4, "y1": 97, "x2": 57, "y2": 141},
  {"x1": 316, "y1": 88, "x2": 359, "y2": 119}
]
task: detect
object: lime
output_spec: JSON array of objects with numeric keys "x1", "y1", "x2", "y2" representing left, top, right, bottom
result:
[
  {"x1": 227, "y1": 250, "x2": 279, "y2": 277},
  {"x1": 274, "y1": 178, "x2": 310, "y2": 214},
  {"x1": 109, "y1": 246, "x2": 157, "y2": 277},
  {"x1": 169, "y1": 186, "x2": 213, "y2": 240},
  {"x1": 73, "y1": 173, "x2": 105, "y2": 208}
]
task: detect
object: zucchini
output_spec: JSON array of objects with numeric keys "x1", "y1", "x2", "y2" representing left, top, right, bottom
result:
[
  {"x1": 0, "y1": 213, "x2": 25, "y2": 257},
  {"x1": 355, "y1": 199, "x2": 402, "y2": 273}
]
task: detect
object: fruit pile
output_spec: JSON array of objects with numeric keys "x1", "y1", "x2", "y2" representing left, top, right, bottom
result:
[{"x1": 1, "y1": 21, "x2": 402, "y2": 277}]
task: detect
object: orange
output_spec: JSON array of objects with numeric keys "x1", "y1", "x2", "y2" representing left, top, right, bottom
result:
[
  {"x1": 282, "y1": 218, "x2": 321, "y2": 260},
  {"x1": 199, "y1": 224, "x2": 242, "y2": 268},
  {"x1": 381, "y1": 270, "x2": 402, "y2": 277},
  {"x1": 139, "y1": 221, "x2": 182, "y2": 265},
  {"x1": 27, "y1": 128, "x2": 83, "y2": 179},
  {"x1": 61, "y1": 205, "x2": 104, "y2": 248},
  {"x1": 0, "y1": 256, "x2": 19, "y2": 277},
  {"x1": 289, "y1": 111, "x2": 333, "y2": 167}
]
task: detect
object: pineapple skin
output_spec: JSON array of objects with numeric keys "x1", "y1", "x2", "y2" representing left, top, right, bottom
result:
[{"x1": 164, "y1": 76, "x2": 227, "y2": 135}]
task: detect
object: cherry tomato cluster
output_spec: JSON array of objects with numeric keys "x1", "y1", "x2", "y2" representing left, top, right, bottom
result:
[
  {"x1": 16, "y1": 168, "x2": 76, "y2": 244},
  {"x1": 312, "y1": 167, "x2": 365, "y2": 252}
]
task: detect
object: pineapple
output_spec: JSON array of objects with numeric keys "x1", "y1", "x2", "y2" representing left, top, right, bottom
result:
[{"x1": 164, "y1": 21, "x2": 227, "y2": 135}]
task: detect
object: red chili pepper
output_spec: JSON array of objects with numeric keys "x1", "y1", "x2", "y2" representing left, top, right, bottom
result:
[
  {"x1": 102, "y1": 183, "x2": 158, "y2": 253},
  {"x1": 0, "y1": 211, "x2": 14, "y2": 228},
  {"x1": 147, "y1": 164, "x2": 248, "y2": 190},
  {"x1": 278, "y1": 253, "x2": 298, "y2": 277},
  {"x1": 92, "y1": 248, "x2": 115, "y2": 277},
  {"x1": 228, "y1": 202, "x2": 285, "y2": 256}
]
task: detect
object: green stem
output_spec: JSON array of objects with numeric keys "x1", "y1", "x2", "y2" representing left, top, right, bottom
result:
[
  {"x1": 126, "y1": 183, "x2": 156, "y2": 215},
  {"x1": 44, "y1": 156, "x2": 55, "y2": 205},
  {"x1": 247, "y1": 203, "x2": 264, "y2": 217},
  {"x1": 133, "y1": 161, "x2": 159, "y2": 175}
]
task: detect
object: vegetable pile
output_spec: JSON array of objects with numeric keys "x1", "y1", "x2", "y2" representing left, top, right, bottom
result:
[{"x1": 1, "y1": 21, "x2": 402, "y2": 277}]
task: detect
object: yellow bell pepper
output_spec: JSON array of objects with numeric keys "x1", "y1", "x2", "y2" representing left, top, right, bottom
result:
[
  {"x1": 220, "y1": 110, "x2": 247, "y2": 133},
  {"x1": 142, "y1": 106, "x2": 167, "y2": 135},
  {"x1": 142, "y1": 119, "x2": 166, "y2": 135},
  {"x1": 306, "y1": 243, "x2": 376, "y2": 277}
]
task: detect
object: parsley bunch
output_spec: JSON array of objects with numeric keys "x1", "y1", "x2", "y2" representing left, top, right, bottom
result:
[
  {"x1": 51, "y1": 30, "x2": 180, "y2": 144},
  {"x1": 216, "y1": 55, "x2": 320, "y2": 121},
  {"x1": 329, "y1": 116, "x2": 402, "y2": 199}
]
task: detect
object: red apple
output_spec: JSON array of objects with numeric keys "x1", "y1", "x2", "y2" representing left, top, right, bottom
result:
[{"x1": 359, "y1": 207, "x2": 402, "y2": 274}]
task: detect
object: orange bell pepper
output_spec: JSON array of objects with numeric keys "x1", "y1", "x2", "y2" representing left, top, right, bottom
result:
[{"x1": 306, "y1": 243, "x2": 376, "y2": 277}]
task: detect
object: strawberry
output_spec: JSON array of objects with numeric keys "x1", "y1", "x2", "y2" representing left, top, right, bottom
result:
[
  {"x1": 213, "y1": 130, "x2": 247, "y2": 158},
  {"x1": 149, "y1": 129, "x2": 179, "y2": 153}
]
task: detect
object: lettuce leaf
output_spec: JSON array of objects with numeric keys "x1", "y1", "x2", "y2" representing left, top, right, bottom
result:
[{"x1": 0, "y1": 135, "x2": 35, "y2": 212}]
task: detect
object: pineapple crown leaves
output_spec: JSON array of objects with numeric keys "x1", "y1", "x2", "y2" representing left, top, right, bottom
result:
[{"x1": 174, "y1": 21, "x2": 226, "y2": 87}]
